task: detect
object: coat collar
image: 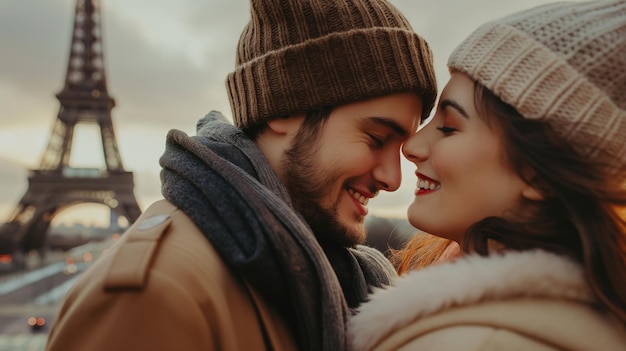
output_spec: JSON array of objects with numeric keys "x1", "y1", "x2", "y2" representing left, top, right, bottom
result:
[{"x1": 348, "y1": 249, "x2": 593, "y2": 350}]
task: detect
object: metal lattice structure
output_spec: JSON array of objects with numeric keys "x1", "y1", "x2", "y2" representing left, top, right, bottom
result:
[{"x1": 0, "y1": 0, "x2": 142, "y2": 255}]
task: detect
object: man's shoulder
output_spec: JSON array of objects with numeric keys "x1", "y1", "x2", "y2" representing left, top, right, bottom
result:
[
  {"x1": 55, "y1": 199, "x2": 252, "y2": 323},
  {"x1": 48, "y1": 200, "x2": 293, "y2": 351},
  {"x1": 101, "y1": 199, "x2": 235, "y2": 293}
]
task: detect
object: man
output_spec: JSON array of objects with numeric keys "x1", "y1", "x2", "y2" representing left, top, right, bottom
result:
[{"x1": 46, "y1": 0, "x2": 437, "y2": 350}]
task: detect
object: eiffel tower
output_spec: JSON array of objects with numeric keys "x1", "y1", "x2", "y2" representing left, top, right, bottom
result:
[{"x1": 0, "y1": 0, "x2": 142, "y2": 255}]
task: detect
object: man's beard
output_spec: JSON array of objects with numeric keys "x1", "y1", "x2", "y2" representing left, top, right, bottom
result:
[{"x1": 281, "y1": 125, "x2": 363, "y2": 248}]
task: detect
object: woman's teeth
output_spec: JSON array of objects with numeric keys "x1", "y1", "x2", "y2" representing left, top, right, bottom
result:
[{"x1": 418, "y1": 179, "x2": 440, "y2": 190}]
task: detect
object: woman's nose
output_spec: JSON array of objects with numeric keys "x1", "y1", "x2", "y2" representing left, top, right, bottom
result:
[{"x1": 402, "y1": 131, "x2": 429, "y2": 165}]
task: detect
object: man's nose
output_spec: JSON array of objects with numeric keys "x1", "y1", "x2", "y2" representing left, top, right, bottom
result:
[{"x1": 373, "y1": 150, "x2": 402, "y2": 191}]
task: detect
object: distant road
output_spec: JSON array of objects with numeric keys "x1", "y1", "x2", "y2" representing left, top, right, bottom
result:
[
  {"x1": 0, "y1": 334, "x2": 47, "y2": 351},
  {"x1": 0, "y1": 240, "x2": 114, "y2": 351}
]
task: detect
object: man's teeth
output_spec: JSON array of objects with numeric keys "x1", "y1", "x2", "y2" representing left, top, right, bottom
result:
[
  {"x1": 418, "y1": 179, "x2": 440, "y2": 190},
  {"x1": 348, "y1": 189, "x2": 369, "y2": 206}
]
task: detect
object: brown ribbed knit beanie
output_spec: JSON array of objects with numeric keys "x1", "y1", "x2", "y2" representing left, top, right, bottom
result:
[
  {"x1": 226, "y1": 0, "x2": 437, "y2": 131},
  {"x1": 449, "y1": 0, "x2": 626, "y2": 173}
]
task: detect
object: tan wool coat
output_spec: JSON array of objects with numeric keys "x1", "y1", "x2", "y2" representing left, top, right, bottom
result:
[
  {"x1": 349, "y1": 250, "x2": 626, "y2": 351},
  {"x1": 47, "y1": 200, "x2": 296, "y2": 351}
]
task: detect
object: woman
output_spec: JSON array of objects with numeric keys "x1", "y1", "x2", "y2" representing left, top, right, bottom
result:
[{"x1": 349, "y1": 0, "x2": 626, "y2": 350}]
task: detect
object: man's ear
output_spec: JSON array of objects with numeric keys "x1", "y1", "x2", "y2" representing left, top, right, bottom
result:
[
  {"x1": 266, "y1": 114, "x2": 306, "y2": 135},
  {"x1": 257, "y1": 115, "x2": 306, "y2": 181}
]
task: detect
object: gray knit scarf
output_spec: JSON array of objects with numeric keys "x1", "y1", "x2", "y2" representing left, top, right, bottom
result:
[{"x1": 159, "y1": 111, "x2": 396, "y2": 351}]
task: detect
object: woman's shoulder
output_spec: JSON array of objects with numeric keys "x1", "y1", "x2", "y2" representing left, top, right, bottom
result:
[
  {"x1": 353, "y1": 298, "x2": 626, "y2": 351},
  {"x1": 348, "y1": 250, "x2": 620, "y2": 350}
]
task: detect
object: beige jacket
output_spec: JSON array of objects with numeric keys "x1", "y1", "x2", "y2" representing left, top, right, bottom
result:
[
  {"x1": 349, "y1": 250, "x2": 626, "y2": 350},
  {"x1": 47, "y1": 200, "x2": 296, "y2": 351}
]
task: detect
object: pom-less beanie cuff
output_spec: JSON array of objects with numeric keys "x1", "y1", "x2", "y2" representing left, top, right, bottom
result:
[
  {"x1": 227, "y1": 27, "x2": 437, "y2": 130},
  {"x1": 448, "y1": 0, "x2": 626, "y2": 174},
  {"x1": 449, "y1": 22, "x2": 626, "y2": 172}
]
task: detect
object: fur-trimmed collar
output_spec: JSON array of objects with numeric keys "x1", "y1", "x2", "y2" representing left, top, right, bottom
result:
[{"x1": 348, "y1": 250, "x2": 594, "y2": 350}]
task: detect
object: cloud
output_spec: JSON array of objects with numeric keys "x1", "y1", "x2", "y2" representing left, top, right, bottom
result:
[
  {"x1": 98, "y1": 5, "x2": 237, "y2": 132},
  {"x1": 0, "y1": 1, "x2": 70, "y2": 92},
  {"x1": 0, "y1": 1, "x2": 72, "y2": 127},
  {"x1": 0, "y1": 0, "x2": 236, "y2": 132},
  {"x1": 0, "y1": 159, "x2": 28, "y2": 221},
  {"x1": 0, "y1": 0, "x2": 587, "y2": 225}
]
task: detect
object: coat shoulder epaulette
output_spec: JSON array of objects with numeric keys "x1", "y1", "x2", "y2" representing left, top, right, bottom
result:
[{"x1": 102, "y1": 200, "x2": 178, "y2": 291}]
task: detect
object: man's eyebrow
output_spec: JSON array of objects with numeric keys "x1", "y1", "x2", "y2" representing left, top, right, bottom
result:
[
  {"x1": 360, "y1": 117, "x2": 410, "y2": 138},
  {"x1": 440, "y1": 99, "x2": 470, "y2": 119}
]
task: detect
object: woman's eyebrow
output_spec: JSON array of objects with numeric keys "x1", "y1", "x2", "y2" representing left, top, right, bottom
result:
[{"x1": 440, "y1": 99, "x2": 469, "y2": 119}]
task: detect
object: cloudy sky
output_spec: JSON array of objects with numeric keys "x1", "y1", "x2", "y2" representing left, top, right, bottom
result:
[{"x1": 0, "y1": 0, "x2": 581, "y2": 227}]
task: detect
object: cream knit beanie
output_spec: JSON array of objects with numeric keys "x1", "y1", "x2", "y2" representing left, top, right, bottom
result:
[
  {"x1": 227, "y1": 0, "x2": 437, "y2": 131},
  {"x1": 449, "y1": 0, "x2": 626, "y2": 172}
]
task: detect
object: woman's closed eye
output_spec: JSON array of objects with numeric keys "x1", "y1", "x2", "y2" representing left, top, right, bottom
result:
[{"x1": 436, "y1": 125, "x2": 457, "y2": 134}]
